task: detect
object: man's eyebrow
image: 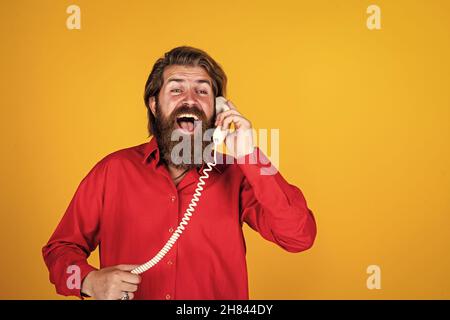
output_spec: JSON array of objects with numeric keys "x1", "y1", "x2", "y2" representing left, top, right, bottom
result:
[
  {"x1": 166, "y1": 78, "x2": 184, "y2": 84},
  {"x1": 166, "y1": 78, "x2": 212, "y2": 87},
  {"x1": 195, "y1": 79, "x2": 212, "y2": 87}
]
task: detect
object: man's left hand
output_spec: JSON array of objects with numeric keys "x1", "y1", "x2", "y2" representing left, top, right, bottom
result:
[{"x1": 214, "y1": 100, "x2": 255, "y2": 159}]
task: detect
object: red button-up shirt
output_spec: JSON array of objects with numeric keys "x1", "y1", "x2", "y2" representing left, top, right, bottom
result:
[{"x1": 42, "y1": 137, "x2": 317, "y2": 300}]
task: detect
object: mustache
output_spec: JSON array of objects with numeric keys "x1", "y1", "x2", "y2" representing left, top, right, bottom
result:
[{"x1": 169, "y1": 104, "x2": 207, "y2": 122}]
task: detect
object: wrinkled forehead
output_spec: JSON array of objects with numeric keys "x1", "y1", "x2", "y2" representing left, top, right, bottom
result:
[{"x1": 162, "y1": 65, "x2": 213, "y2": 87}]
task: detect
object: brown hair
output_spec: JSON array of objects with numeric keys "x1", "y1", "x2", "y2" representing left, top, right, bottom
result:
[{"x1": 143, "y1": 46, "x2": 227, "y2": 136}]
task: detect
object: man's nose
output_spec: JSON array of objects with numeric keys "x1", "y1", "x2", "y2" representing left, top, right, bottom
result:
[{"x1": 181, "y1": 89, "x2": 198, "y2": 106}]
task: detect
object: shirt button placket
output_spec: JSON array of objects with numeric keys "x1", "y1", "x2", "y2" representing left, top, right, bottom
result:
[{"x1": 167, "y1": 193, "x2": 178, "y2": 301}]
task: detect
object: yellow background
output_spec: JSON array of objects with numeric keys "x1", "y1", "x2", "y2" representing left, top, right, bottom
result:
[{"x1": 1, "y1": 0, "x2": 449, "y2": 299}]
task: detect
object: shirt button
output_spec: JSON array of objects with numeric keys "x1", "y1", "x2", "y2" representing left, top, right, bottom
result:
[
  {"x1": 168, "y1": 227, "x2": 174, "y2": 233},
  {"x1": 170, "y1": 195, "x2": 176, "y2": 202},
  {"x1": 167, "y1": 260, "x2": 173, "y2": 266},
  {"x1": 165, "y1": 294, "x2": 171, "y2": 300}
]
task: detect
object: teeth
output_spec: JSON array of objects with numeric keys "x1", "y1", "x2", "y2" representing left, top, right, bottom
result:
[{"x1": 176, "y1": 113, "x2": 199, "y2": 120}]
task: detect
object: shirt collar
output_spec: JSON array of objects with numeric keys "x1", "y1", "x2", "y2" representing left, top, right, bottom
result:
[
  {"x1": 142, "y1": 136, "x2": 160, "y2": 166},
  {"x1": 142, "y1": 136, "x2": 223, "y2": 174}
]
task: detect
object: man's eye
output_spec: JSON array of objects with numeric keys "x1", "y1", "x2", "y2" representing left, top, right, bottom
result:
[
  {"x1": 198, "y1": 90, "x2": 208, "y2": 95},
  {"x1": 171, "y1": 88, "x2": 182, "y2": 93}
]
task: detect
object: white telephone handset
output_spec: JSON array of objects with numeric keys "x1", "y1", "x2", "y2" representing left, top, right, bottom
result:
[
  {"x1": 213, "y1": 96, "x2": 230, "y2": 145},
  {"x1": 131, "y1": 97, "x2": 229, "y2": 276}
]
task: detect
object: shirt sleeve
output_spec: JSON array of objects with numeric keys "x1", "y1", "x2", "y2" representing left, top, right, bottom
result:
[
  {"x1": 238, "y1": 147, "x2": 317, "y2": 253},
  {"x1": 42, "y1": 159, "x2": 108, "y2": 299}
]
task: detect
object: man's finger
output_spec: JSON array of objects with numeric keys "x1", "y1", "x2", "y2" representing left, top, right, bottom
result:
[
  {"x1": 222, "y1": 114, "x2": 246, "y2": 131},
  {"x1": 115, "y1": 265, "x2": 142, "y2": 284},
  {"x1": 118, "y1": 270, "x2": 141, "y2": 284},
  {"x1": 120, "y1": 282, "x2": 139, "y2": 293},
  {"x1": 116, "y1": 264, "x2": 140, "y2": 271},
  {"x1": 215, "y1": 109, "x2": 239, "y2": 126}
]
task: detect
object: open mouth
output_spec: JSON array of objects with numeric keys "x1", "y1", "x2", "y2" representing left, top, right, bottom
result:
[{"x1": 176, "y1": 113, "x2": 200, "y2": 133}]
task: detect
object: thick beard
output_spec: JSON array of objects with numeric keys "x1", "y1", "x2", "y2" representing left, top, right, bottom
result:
[{"x1": 153, "y1": 101, "x2": 215, "y2": 170}]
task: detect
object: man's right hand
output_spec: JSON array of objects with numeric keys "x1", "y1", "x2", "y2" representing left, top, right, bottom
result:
[{"x1": 81, "y1": 264, "x2": 141, "y2": 300}]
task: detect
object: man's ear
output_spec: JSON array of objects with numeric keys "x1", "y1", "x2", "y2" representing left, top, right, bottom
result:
[{"x1": 149, "y1": 96, "x2": 156, "y2": 116}]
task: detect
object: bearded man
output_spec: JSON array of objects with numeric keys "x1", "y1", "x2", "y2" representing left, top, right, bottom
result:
[{"x1": 42, "y1": 46, "x2": 317, "y2": 300}]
